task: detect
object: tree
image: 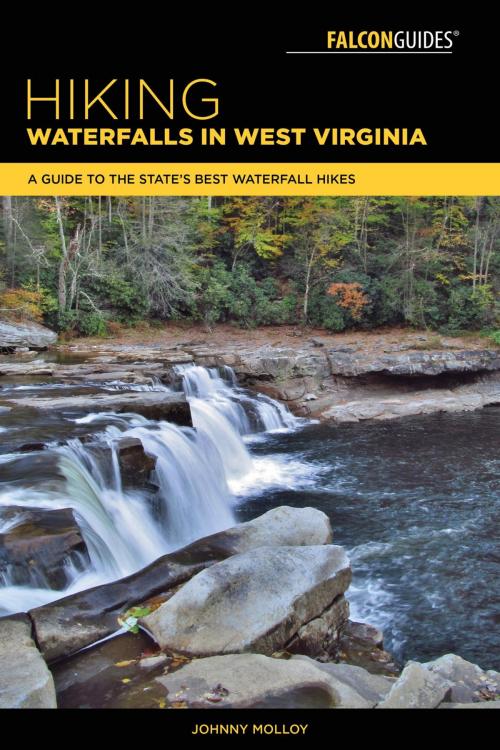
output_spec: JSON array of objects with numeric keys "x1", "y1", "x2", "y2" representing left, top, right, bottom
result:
[{"x1": 283, "y1": 197, "x2": 353, "y2": 322}]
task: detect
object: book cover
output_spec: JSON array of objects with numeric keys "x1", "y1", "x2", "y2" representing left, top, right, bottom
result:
[{"x1": 0, "y1": 13, "x2": 498, "y2": 726}]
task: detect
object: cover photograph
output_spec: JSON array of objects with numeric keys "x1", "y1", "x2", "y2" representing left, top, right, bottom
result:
[{"x1": 0, "y1": 15, "x2": 498, "y2": 725}]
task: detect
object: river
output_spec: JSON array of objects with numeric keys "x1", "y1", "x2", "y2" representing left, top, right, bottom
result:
[{"x1": 0, "y1": 360, "x2": 498, "y2": 670}]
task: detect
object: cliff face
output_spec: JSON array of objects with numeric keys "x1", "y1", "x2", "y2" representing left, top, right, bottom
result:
[{"x1": 185, "y1": 340, "x2": 500, "y2": 423}]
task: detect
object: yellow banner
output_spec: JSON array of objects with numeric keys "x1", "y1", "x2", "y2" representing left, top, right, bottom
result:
[{"x1": 1, "y1": 163, "x2": 499, "y2": 195}]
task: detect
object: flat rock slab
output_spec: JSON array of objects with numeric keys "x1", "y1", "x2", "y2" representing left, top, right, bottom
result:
[
  {"x1": 326, "y1": 349, "x2": 500, "y2": 377},
  {"x1": 322, "y1": 376, "x2": 500, "y2": 423},
  {"x1": 0, "y1": 614, "x2": 56, "y2": 708},
  {"x1": 2, "y1": 391, "x2": 192, "y2": 426},
  {"x1": 157, "y1": 653, "x2": 372, "y2": 708},
  {"x1": 377, "y1": 661, "x2": 450, "y2": 708},
  {"x1": 290, "y1": 655, "x2": 394, "y2": 706},
  {"x1": 142, "y1": 545, "x2": 351, "y2": 657}
]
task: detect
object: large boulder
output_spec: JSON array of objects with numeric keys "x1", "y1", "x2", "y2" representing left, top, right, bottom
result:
[
  {"x1": 377, "y1": 662, "x2": 450, "y2": 708},
  {"x1": 156, "y1": 653, "x2": 375, "y2": 708},
  {"x1": 423, "y1": 653, "x2": 500, "y2": 703},
  {"x1": 180, "y1": 506, "x2": 333, "y2": 556},
  {"x1": 142, "y1": 545, "x2": 351, "y2": 657},
  {"x1": 29, "y1": 507, "x2": 334, "y2": 662},
  {"x1": 0, "y1": 614, "x2": 56, "y2": 708},
  {"x1": 0, "y1": 320, "x2": 57, "y2": 351}
]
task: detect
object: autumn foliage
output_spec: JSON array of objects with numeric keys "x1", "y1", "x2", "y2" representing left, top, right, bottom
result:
[
  {"x1": 327, "y1": 282, "x2": 369, "y2": 319},
  {"x1": 0, "y1": 288, "x2": 43, "y2": 322}
]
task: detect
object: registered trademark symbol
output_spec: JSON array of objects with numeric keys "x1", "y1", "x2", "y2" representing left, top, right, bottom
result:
[{"x1": 453, "y1": 30, "x2": 460, "y2": 36}]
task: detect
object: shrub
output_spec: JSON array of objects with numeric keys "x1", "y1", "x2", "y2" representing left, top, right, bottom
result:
[
  {"x1": 481, "y1": 329, "x2": 500, "y2": 346},
  {"x1": 194, "y1": 263, "x2": 296, "y2": 327},
  {"x1": 78, "y1": 312, "x2": 107, "y2": 337},
  {"x1": 446, "y1": 285, "x2": 495, "y2": 332},
  {"x1": 0, "y1": 288, "x2": 43, "y2": 322},
  {"x1": 56, "y1": 309, "x2": 107, "y2": 338},
  {"x1": 309, "y1": 294, "x2": 347, "y2": 331},
  {"x1": 86, "y1": 275, "x2": 149, "y2": 324},
  {"x1": 106, "y1": 320, "x2": 125, "y2": 337}
]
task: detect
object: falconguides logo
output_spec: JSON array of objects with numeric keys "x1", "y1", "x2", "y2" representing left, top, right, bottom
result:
[{"x1": 325, "y1": 30, "x2": 459, "y2": 52}]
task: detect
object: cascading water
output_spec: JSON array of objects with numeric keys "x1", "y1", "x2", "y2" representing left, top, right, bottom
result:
[
  {"x1": 0, "y1": 364, "x2": 302, "y2": 615},
  {"x1": 180, "y1": 364, "x2": 298, "y2": 434}
]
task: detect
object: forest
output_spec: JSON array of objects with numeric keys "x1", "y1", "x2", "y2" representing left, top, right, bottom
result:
[{"x1": 0, "y1": 195, "x2": 499, "y2": 340}]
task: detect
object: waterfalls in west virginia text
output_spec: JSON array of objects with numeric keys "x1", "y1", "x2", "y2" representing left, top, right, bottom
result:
[{"x1": 0, "y1": 366, "x2": 302, "y2": 614}]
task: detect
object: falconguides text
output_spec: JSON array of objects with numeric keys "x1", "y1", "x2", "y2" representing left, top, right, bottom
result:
[{"x1": 26, "y1": 126, "x2": 427, "y2": 147}]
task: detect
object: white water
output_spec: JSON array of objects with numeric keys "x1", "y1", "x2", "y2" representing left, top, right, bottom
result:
[{"x1": 0, "y1": 365, "x2": 302, "y2": 614}]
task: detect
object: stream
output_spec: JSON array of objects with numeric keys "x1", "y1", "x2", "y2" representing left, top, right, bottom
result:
[{"x1": 0, "y1": 358, "x2": 499, "y2": 670}]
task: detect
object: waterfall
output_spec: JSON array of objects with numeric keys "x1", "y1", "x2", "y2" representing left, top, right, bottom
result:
[
  {"x1": 179, "y1": 364, "x2": 298, "y2": 434},
  {"x1": 0, "y1": 364, "x2": 301, "y2": 615}
]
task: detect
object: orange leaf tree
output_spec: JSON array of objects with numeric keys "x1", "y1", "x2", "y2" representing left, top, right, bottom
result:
[{"x1": 327, "y1": 282, "x2": 369, "y2": 320}]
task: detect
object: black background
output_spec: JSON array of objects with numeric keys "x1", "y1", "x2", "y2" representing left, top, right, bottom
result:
[{"x1": 0, "y1": 11, "x2": 497, "y2": 163}]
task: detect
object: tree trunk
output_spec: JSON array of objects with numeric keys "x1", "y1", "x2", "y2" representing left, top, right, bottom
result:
[
  {"x1": 2, "y1": 196, "x2": 15, "y2": 284},
  {"x1": 303, "y1": 250, "x2": 314, "y2": 322},
  {"x1": 55, "y1": 197, "x2": 68, "y2": 311},
  {"x1": 472, "y1": 197, "x2": 482, "y2": 291}
]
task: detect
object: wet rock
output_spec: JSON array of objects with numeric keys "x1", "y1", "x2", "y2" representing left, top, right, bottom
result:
[
  {"x1": 0, "y1": 614, "x2": 56, "y2": 708},
  {"x1": 3, "y1": 391, "x2": 192, "y2": 426},
  {"x1": 0, "y1": 320, "x2": 57, "y2": 351},
  {"x1": 290, "y1": 655, "x2": 394, "y2": 706},
  {"x1": 337, "y1": 620, "x2": 399, "y2": 677},
  {"x1": 0, "y1": 507, "x2": 88, "y2": 589},
  {"x1": 156, "y1": 653, "x2": 370, "y2": 708},
  {"x1": 377, "y1": 662, "x2": 450, "y2": 708},
  {"x1": 117, "y1": 437, "x2": 156, "y2": 488},
  {"x1": 142, "y1": 545, "x2": 351, "y2": 657},
  {"x1": 29, "y1": 555, "x2": 209, "y2": 663},
  {"x1": 423, "y1": 653, "x2": 500, "y2": 703},
  {"x1": 52, "y1": 628, "x2": 168, "y2": 709}
]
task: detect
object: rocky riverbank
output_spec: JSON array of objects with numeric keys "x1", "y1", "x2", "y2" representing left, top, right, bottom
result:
[
  {"x1": 1, "y1": 507, "x2": 498, "y2": 709},
  {"x1": 2, "y1": 326, "x2": 500, "y2": 425}
]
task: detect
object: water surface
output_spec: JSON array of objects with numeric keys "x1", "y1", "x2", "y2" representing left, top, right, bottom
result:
[{"x1": 238, "y1": 409, "x2": 500, "y2": 669}]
